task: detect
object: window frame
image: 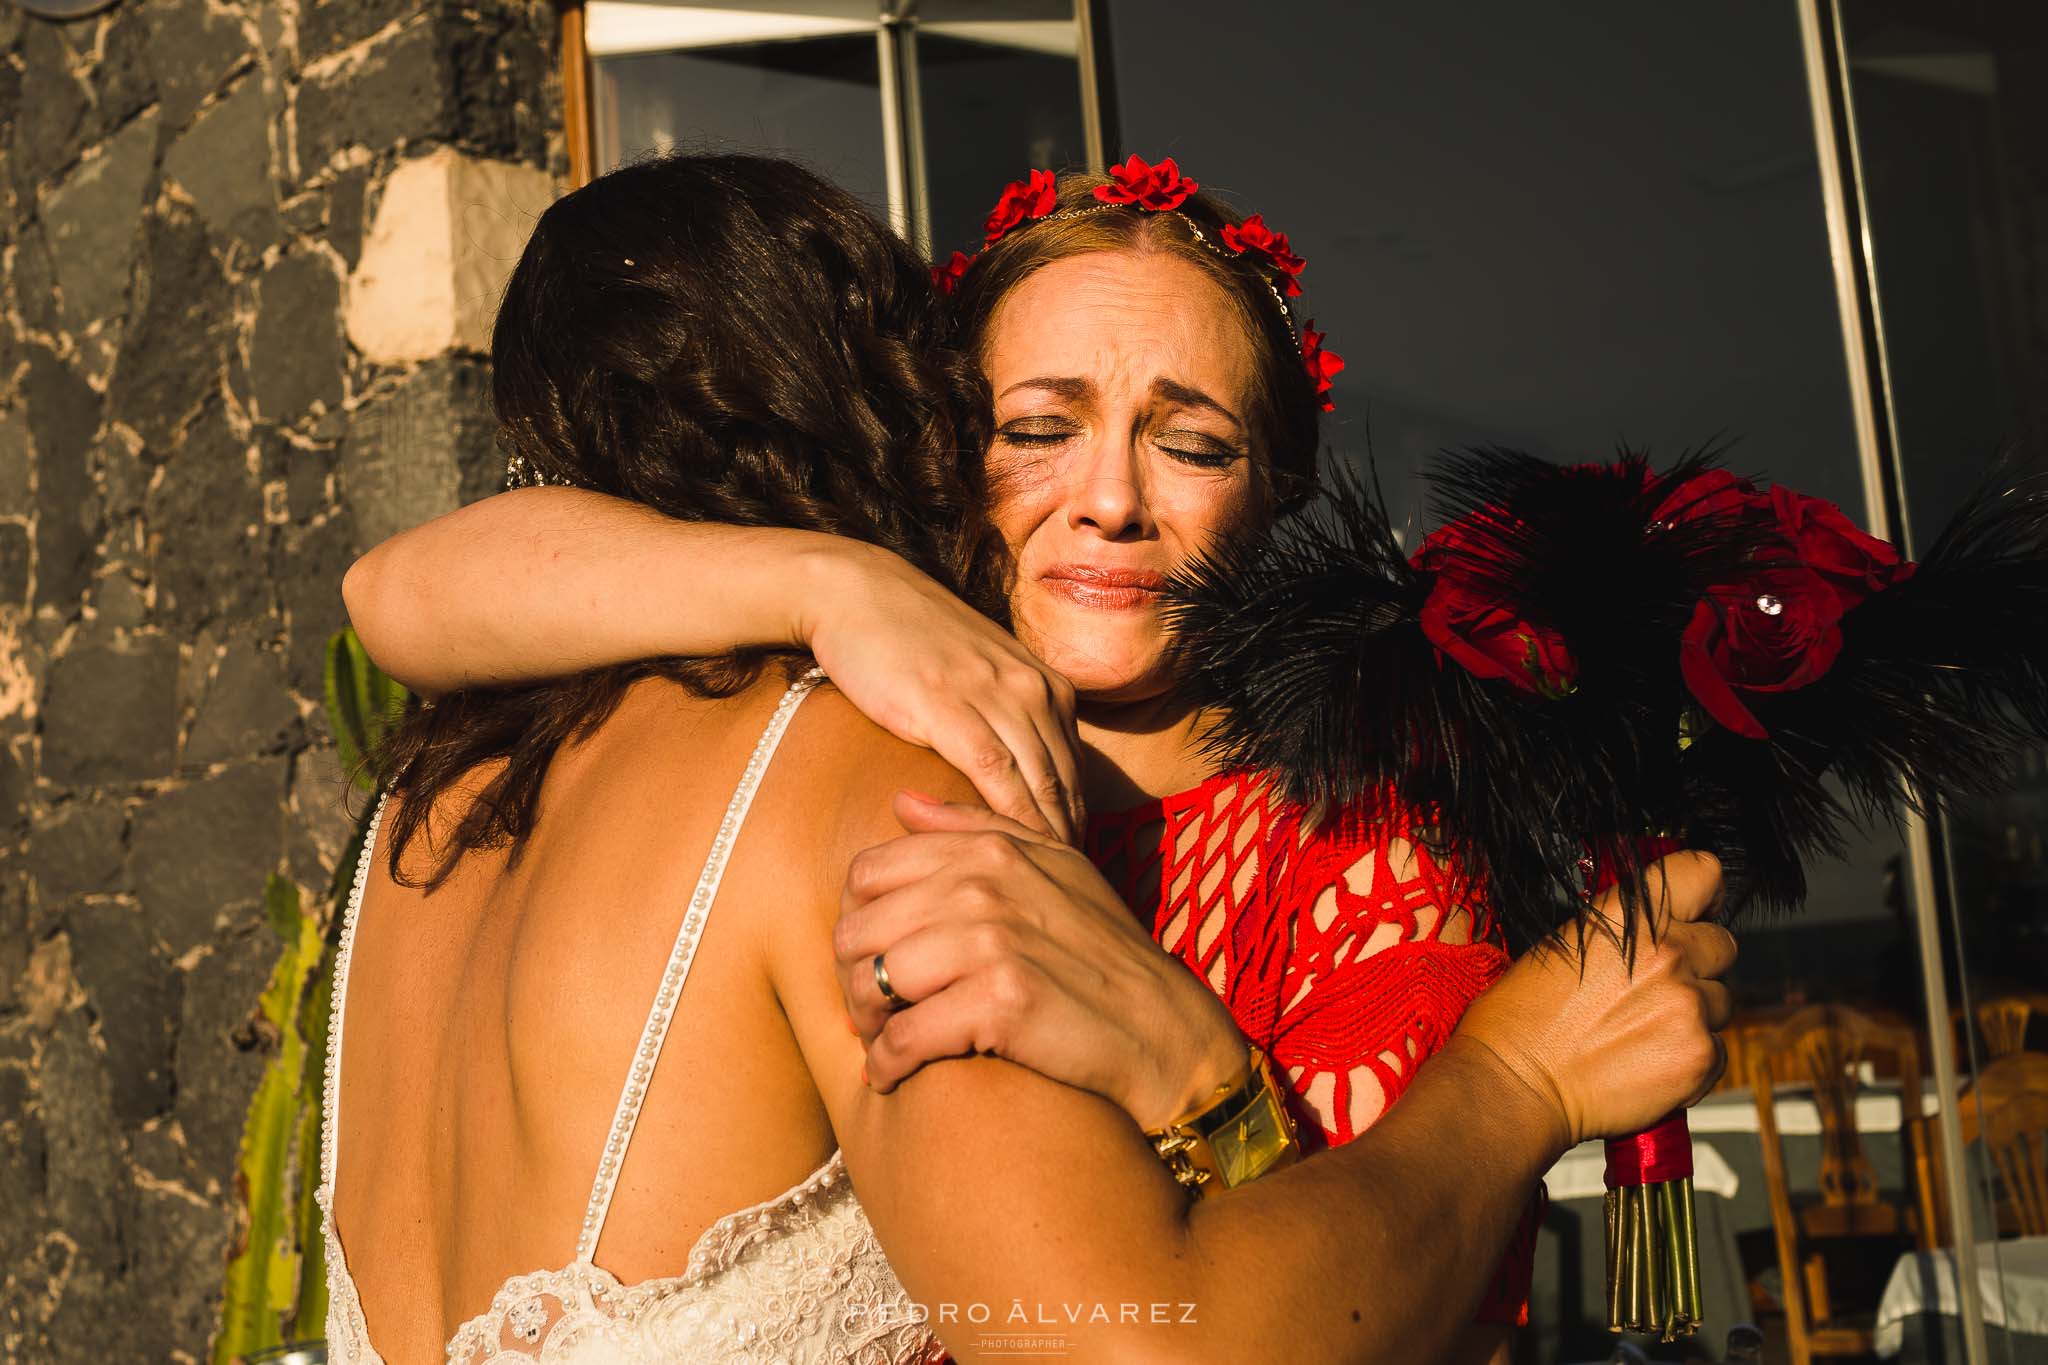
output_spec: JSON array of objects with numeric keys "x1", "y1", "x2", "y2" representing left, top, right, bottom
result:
[{"x1": 555, "y1": 0, "x2": 1115, "y2": 253}]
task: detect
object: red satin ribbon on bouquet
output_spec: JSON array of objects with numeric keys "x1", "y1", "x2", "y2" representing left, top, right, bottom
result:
[{"x1": 1605, "y1": 1111, "x2": 1694, "y2": 1187}]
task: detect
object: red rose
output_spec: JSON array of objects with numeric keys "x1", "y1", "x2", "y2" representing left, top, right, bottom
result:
[
  {"x1": 1422, "y1": 587, "x2": 1581, "y2": 697},
  {"x1": 931, "y1": 250, "x2": 973, "y2": 295},
  {"x1": 1679, "y1": 566, "x2": 1845, "y2": 739},
  {"x1": 1650, "y1": 473, "x2": 1915, "y2": 602},
  {"x1": 1093, "y1": 154, "x2": 1199, "y2": 211},
  {"x1": 1220, "y1": 213, "x2": 1307, "y2": 296},
  {"x1": 1650, "y1": 468, "x2": 1768, "y2": 527},
  {"x1": 1414, "y1": 517, "x2": 1579, "y2": 697},
  {"x1": 1766, "y1": 485, "x2": 1914, "y2": 611},
  {"x1": 984, "y1": 169, "x2": 1058, "y2": 244},
  {"x1": 1301, "y1": 321, "x2": 1344, "y2": 412}
]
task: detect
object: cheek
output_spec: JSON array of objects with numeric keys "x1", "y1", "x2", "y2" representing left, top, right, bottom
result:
[
  {"x1": 1153, "y1": 468, "x2": 1266, "y2": 554},
  {"x1": 984, "y1": 454, "x2": 1064, "y2": 557}
]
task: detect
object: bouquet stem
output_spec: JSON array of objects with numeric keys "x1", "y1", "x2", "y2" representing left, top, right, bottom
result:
[{"x1": 1603, "y1": 1112, "x2": 1702, "y2": 1340}]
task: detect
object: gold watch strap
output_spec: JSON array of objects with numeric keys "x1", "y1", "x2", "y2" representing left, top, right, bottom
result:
[{"x1": 1145, "y1": 1046, "x2": 1301, "y2": 1198}]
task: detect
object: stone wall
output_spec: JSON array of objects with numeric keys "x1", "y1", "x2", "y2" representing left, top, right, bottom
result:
[{"x1": 0, "y1": 1, "x2": 562, "y2": 1355}]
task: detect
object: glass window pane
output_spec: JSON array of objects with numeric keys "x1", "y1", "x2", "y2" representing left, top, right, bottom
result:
[
  {"x1": 1843, "y1": 2, "x2": 2048, "y2": 1311},
  {"x1": 1108, "y1": 0, "x2": 1902, "y2": 974},
  {"x1": 1843, "y1": 8, "x2": 2041, "y2": 547},
  {"x1": 1107, "y1": 3, "x2": 1871, "y2": 525},
  {"x1": 916, "y1": 31, "x2": 1090, "y2": 256},
  {"x1": 593, "y1": 37, "x2": 890, "y2": 218},
  {"x1": 1106, "y1": 5, "x2": 1921, "y2": 1358}
]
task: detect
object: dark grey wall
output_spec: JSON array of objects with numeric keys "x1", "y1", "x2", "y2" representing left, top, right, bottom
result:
[
  {"x1": 1099, "y1": 2, "x2": 1915, "y2": 935},
  {"x1": 0, "y1": 1, "x2": 558, "y2": 1355},
  {"x1": 1103, "y1": 0, "x2": 1866, "y2": 531},
  {"x1": 1097, "y1": 3, "x2": 2035, "y2": 977}
]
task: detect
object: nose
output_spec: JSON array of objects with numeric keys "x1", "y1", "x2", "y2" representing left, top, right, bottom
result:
[{"x1": 1066, "y1": 432, "x2": 1154, "y2": 542}]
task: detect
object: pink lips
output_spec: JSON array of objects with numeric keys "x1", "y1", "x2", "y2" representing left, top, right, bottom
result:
[{"x1": 1038, "y1": 564, "x2": 1169, "y2": 611}]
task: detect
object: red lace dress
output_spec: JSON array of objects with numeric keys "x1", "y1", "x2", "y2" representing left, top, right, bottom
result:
[{"x1": 1086, "y1": 770, "x2": 1543, "y2": 1325}]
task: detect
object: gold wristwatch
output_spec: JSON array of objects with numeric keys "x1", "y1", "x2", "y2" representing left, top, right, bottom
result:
[{"x1": 1145, "y1": 1045, "x2": 1301, "y2": 1198}]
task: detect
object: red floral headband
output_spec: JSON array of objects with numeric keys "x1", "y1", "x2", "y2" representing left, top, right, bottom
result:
[{"x1": 932, "y1": 154, "x2": 1345, "y2": 412}]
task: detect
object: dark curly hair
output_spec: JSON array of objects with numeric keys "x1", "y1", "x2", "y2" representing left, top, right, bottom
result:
[{"x1": 378, "y1": 153, "x2": 1003, "y2": 887}]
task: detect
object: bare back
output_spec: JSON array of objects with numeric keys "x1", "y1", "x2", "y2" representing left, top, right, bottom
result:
[{"x1": 327, "y1": 671, "x2": 968, "y2": 1361}]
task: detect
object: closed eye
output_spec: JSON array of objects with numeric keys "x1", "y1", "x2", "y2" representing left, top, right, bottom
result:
[
  {"x1": 998, "y1": 417, "x2": 1079, "y2": 447},
  {"x1": 1157, "y1": 430, "x2": 1246, "y2": 468}
]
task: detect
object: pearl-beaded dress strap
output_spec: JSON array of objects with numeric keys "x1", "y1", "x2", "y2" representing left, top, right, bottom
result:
[
  {"x1": 322, "y1": 790, "x2": 390, "y2": 1210},
  {"x1": 576, "y1": 670, "x2": 825, "y2": 1263}
]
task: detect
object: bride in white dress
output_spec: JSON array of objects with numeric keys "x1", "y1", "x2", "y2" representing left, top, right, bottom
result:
[{"x1": 320, "y1": 152, "x2": 1733, "y2": 1364}]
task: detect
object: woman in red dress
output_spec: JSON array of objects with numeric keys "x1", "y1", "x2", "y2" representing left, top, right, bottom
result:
[{"x1": 346, "y1": 162, "x2": 1677, "y2": 1357}]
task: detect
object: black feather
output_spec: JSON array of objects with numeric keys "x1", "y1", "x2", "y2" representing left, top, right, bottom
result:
[{"x1": 1166, "y1": 449, "x2": 2048, "y2": 955}]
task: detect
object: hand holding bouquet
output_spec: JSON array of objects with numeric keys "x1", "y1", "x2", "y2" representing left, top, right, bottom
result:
[{"x1": 1169, "y1": 448, "x2": 2048, "y2": 1337}]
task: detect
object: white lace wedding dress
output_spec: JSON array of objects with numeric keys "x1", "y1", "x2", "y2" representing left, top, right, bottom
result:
[{"x1": 317, "y1": 674, "x2": 942, "y2": 1364}]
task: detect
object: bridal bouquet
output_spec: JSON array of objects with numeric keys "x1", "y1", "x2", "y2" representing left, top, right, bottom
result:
[{"x1": 1168, "y1": 447, "x2": 2048, "y2": 1337}]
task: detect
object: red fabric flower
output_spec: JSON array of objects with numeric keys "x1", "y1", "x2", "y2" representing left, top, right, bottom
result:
[
  {"x1": 1766, "y1": 484, "x2": 1915, "y2": 610},
  {"x1": 983, "y1": 168, "x2": 1058, "y2": 244},
  {"x1": 1412, "y1": 517, "x2": 1579, "y2": 697},
  {"x1": 1220, "y1": 214, "x2": 1307, "y2": 296},
  {"x1": 1093, "y1": 154, "x2": 1199, "y2": 211},
  {"x1": 930, "y1": 250, "x2": 973, "y2": 296},
  {"x1": 1679, "y1": 566, "x2": 1847, "y2": 739},
  {"x1": 1301, "y1": 321, "x2": 1344, "y2": 412}
]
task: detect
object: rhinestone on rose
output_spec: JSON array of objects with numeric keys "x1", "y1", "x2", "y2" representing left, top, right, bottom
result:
[{"x1": 1755, "y1": 593, "x2": 1785, "y2": 616}]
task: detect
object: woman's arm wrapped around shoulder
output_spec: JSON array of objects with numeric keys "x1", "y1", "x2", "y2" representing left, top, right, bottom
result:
[
  {"x1": 796, "y1": 767, "x2": 1734, "y2": 1362},
  {"x1": 342, "y1": 486, "x2": 1084, "y2": 838},
  {"x1": 342, "y1": 487, "x2": 821, "y2": 692}
]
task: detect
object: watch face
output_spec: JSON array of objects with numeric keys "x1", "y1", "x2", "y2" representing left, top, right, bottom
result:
[
  {"x1": 1211, "y1": 1091, "x2": 1296, "y2": 1186},
  {"x1": 11, "y1": 0, "x2": 120, "y2": 17}
]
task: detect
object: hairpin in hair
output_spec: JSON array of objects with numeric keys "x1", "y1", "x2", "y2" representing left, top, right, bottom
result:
[{"x1": 503, "y1": 450, "x2": 578, "y2": 491}]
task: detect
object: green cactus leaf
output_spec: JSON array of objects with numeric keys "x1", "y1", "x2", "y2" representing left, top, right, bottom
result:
[
  {"x1": 263, "y1": 874, "x2": 301, "y2": 945},
  {"x1": 322, "y1": 633, "x2": 367, "y2": 789},
  {"x1": 219, "y1": 628, "x2": 405, "y2": 1356},
  {"x1": 289, "y1": 904, "x2": 340, "y2": 1338},
  {"x1": 324, "y1": 628, "x2": 407, "y2": 792},
  {"x1": 213, "y1": 902, "x2": 322, "y2": 1363}
]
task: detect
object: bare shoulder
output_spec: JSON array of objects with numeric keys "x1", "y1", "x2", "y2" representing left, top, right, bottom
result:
[{"x1": 771, "y1": 679, "x2": 978, "y2": 851}]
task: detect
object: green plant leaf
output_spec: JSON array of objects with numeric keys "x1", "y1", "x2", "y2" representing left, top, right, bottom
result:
[
  {"x1": 263, "y1": 874, "x2": 300, "y2": 945},
  {"x1": 323, "y1": 631, "x2": 367, "y2": 788},
  {"x1": 288, "y1": 901, "x2": 340, "y2": 1339},
  {"x1": 323, "y1": 628, "x2": 407, "y2": 793},
  {"x1": 213, "y1": 905, "x2": 322, "y2": 1364},
  {"x1": 220, "y1": 635, "x2": 401, "y2": 1357}
]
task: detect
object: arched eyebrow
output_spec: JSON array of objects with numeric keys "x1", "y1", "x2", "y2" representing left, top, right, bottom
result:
[
  {"x1": 998, "y1": 377, "x2": 1091, "y2": 402},
  {"x1": 1153, "y1": 379, "x2": 1244, "y2": 432}
]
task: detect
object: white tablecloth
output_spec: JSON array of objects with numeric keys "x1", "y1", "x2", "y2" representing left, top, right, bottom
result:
[
  {"x1": 1875, "y1": 1236, "x2": 2048, "y2": 1357},
  {"x1": 1543, "y1": 1136, "x2": 1741, "y2": 1202},
  {"x1": 1691, "y1": 1084, "x2": 1940, "y2": 1138}
]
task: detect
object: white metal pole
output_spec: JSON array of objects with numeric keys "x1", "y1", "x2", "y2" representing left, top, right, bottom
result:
[{"x1": 877, "y1": 17, "x2": 910, "y2": 243}]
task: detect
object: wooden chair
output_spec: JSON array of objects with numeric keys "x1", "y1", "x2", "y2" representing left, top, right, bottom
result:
[
  {"x1": 1714, "y1": 1005, "x2": 1801, "y2": 1095},
  {"x1": 1749, "y1": 1004, "x2": 1938, "y2": 1365},
  {"x1": 1714, "y1": 1019, "x2": 1758, "y2": 1096},
  {"x1": 1955, "y1": 1051, "x2": 2048, "y2": 1237},
  {"x1": 1968, "y1": 994, "x2": 2048, "y2": 1060}
]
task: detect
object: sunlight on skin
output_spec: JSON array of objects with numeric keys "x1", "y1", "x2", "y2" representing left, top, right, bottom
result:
[{"x1": 981, "y1": 251, "x2": 1268, "y2": 707}]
